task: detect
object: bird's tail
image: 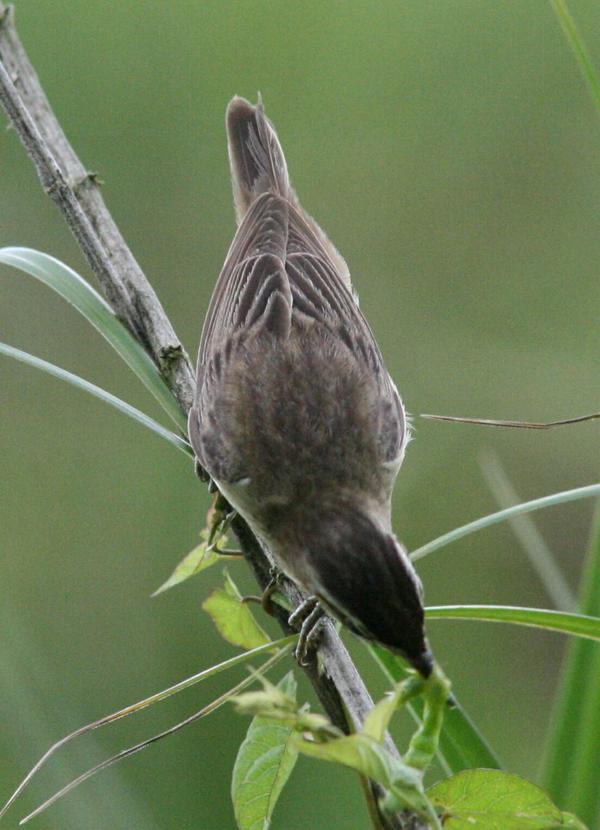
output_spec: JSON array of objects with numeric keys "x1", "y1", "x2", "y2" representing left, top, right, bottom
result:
[{"x1": 226, "y1": 95, "x2": 291, "y2": 223}]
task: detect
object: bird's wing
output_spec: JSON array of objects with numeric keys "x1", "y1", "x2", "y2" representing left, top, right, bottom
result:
[
  {"x1": 190, "y1": 191, "x2": 292, "y2": 479},
  {"x1": 193, "y1": 191, "x2": 407, "y2": 474},
  {"x1": 285, "y1": 203, "x2": 408, "y2": 470},
  {"x1": 198, "y1": 191, "x2": 291, "y2": 369}
]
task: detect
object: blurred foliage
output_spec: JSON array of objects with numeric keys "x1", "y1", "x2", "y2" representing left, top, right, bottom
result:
[{"x1": 1, "y1": 1, "x2": 600, "y2": 828}]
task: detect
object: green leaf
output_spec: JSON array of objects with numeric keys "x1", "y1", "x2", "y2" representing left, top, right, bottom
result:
[
  {"x1": 369, "y1": 645, "x2": 502, "y2": 774},
  {"x1": 411, "y1": 484, "x2": 600, "y2": 562},
  {"x1": 232, "y1": 674, "x2": 335, "y2": 735},
  {"x1": 297, "y1": 734, "x2": 435, "y2": 821},
  {"x1": 425, "y1": 605, "x2": 600, "y2": 642},
  {"x1": 428, "y1": 769, "x2": 589, "y2": 830},
  {"x1": 232, "y1": 680, "x2": 439, "y2": 825},
  {"x1": 153, "y1": 533, "x2": 221, "y2": 596},
  {"x1": 560, "y1": 813, "x2": 589, "y2": 829},
  {"x1": 363, "y1": 686, "x2": 407, "y2": 744},
  {"x1": 0, "y1": 341, "x2": 191, "y2": 456},
  {"x1": 231, "y1": 672, "x2": 300, "y2": 830},
  {"x1": 203, "y1": 572, "x2": 272, "y2": 650},
  {"x1": 363, "y1": 675, "x2": 424, "y2": 743},
  {"x1": 0, "y1": 247, "x2": 186, "y2": 430},
  {"x1": 541, "y1": 510, "x2": 600, "y2": 825},
  {"x1": 297, "y1": 732, "x2": 402, "y2": 787}
]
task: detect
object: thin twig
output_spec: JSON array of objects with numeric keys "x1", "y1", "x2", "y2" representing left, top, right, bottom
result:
[
  {"x1": 0, "y1": 6, "x2": 427, "y2": 828},
  {"x1": 421, "y1": 412, "x2": 600, "y2": 429}
]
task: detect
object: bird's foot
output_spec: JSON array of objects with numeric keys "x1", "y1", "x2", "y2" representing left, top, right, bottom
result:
[
  {"x1": 289, "y1": 596, "x2": 327, "y2": 666},
  {"x1": 241, "y1": 566, "x2": 283, "y2": 616}
]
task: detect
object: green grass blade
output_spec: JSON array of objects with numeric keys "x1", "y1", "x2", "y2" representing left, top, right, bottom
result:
[
  {"x1": 426, "y1": 605, "x2": 600, "y2": 642},
  {"x1": 369, "y1": 644, "x2": 502, "y2": 773},
  {"x1": 541, "y1": 509, "x2": 600, "y2": 826},
  {"x1": 479, "y1": 450, "x2": 576, "y2": 611},
  {"x1": 20, "y1": 647, "x2": 293, "y2": 826},
  {"x1": 0, "y1": 342, "x2": 192, "y2": 456},
  {"x1": 0, "y1": 635, "x2": 297, "y2": 821},
  {"x1": 551, "y1": 0, "x2": 600, "y2": 114},
  {"x1": 411, "y1": 484, "x2": 600, "y2": 562},
  {"x1": 0, "y1": 247, "x2": 187, "y2": 430}
]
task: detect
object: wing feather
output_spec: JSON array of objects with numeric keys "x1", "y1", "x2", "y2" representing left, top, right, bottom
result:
[{"x1": 194, "y1": 142, "x2": 407, "y2": 472}]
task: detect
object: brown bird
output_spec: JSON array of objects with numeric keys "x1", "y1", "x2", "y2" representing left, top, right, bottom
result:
[{"x1": 188, "y1": 97, "x2": 433, "y2": 676}]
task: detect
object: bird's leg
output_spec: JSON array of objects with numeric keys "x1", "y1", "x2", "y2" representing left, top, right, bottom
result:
[
  {"x1": 240, "y1": 565, "x2": 283, "y2": 616},
  {"x1": 289, "y1": 596, "x2": 327, "y2": 665}
]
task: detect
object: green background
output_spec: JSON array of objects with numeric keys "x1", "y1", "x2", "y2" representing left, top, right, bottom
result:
[{"x1": 1, "y1": 2, "x2": 599, "y2": 828}]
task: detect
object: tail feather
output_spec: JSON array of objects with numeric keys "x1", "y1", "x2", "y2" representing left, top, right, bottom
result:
[{"x1": 226, "y1": 96, "x2": 290, "y2": 223}]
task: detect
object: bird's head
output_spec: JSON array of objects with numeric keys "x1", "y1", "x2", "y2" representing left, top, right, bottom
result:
[{"x1": 276, "y1": 499, "x2": 433, "y2": 676}]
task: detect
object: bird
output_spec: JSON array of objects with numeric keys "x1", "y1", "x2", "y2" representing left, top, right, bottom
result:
[{"x1": 188, "y1": 96, "x2": 433, "y2": 677}]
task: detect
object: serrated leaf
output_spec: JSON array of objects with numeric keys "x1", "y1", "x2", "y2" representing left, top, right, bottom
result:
[
  {"x1": 231, "y1": 672, "x2": 300, "y2": 830},
  {"x1": 203, "y1": 572, "x2": 271, "y2": 650},
  {"x1": 233, "y1": 682, "x2": 438, "y2": 824},
  {"x1": 153, "y1": 540, "x2": 220, "y2": 596},
  {"x1": 428, "y1": 770, "x2": 587, "y2": 829}
]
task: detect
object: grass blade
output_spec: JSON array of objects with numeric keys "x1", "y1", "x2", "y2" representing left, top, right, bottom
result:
[
  {"x1": 541, "y1": 509, "x2": 600, "y2": 826},
  {"x1": 0, "y1": 636, "x2": 297, "y2": 821},
  {"x1": 369, "y1": 644, "x2": 502, "y2": 773},
  {"x1": 479, "y1": 450, "x2": 576, "y2": 611},
  {"x1": 0, "y1": 247, "x2": 186, "y2": 430},
  {"x1": 544, "y1": 3, "x2": 600, "y2": 816},
  {"x1": 0, "y1": 342, "x2": 192, "y2": 456},
  {"x1": 20, "y1": 648, "x2": 292, "y2": 826},
  {"x1": 551, "y1": 0, "x2": 600, "y2": 114},
  {"x1": 411, "y1": 484, "x2": 600, "y2": 562},
  {"x1": 425, "y1": 605, "x2": 600, "y2": 642}
]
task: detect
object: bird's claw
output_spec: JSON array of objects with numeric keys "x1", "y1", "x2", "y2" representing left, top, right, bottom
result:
[
  {"x1": 289, "y1": 596, "x2": 326, "y2": 665},
  {"x1": 241, "y1": 567, "x2": 283, "y2": 616}
]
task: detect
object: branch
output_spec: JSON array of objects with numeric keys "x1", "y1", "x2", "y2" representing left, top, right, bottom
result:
[
  {"x1": 0, "y1": 3, "x2": 193, "y2": 409},
  {"x1": 0, "y1": 6, "x2": 429, "y2": 829}
]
